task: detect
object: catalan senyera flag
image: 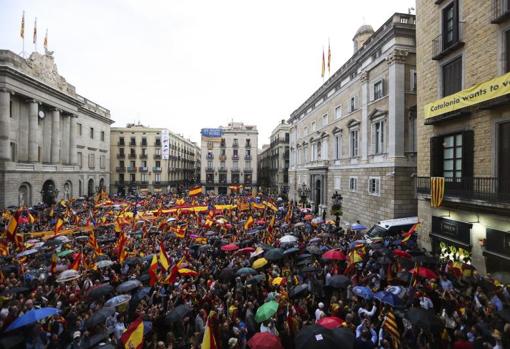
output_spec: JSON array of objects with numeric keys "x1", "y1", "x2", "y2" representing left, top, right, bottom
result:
[
  {"x1": 263, "y1": 200, "x2": 278, "y2": 212},
  {"x1": 188, "y1": 186, "x2": 202, "y2": 197},
  {"x1": 244, "y1": 216, "x2": 254, "y2": 230},
  {"x1": 382, "y1": 309, "x2": 400, "y2": 349},
  {"x1": 43, "y1": 29, "x2": 48, "y2": 50},
  {"x1": 20, "y1": 11, "x2": 25, "y2": 39},
  {"x1": 6, "y1": 216, "x2": 18, "y2": 241},
  {"x1": 251, "y1": 202, "x2": 265, "y2": 210},
  {"x1": 159, "y1": 241, "x2": 170, "y2": 271},
  {"x1": 430, "y1": 177, "x2": 445, "y2": 208},
  {"x1": 327, "y1": 40, "x2": 331, "y2": 74},
  {"x1": 88, "y1": 231, "x2": 102, "y2": 255},
  {"x1": 321, "y1": 48, "x2": 325, "y2": 78},
  {"x1": 54, "y1": 218, "x2": 64, "y2": 235},
  {"x1": 120, "y1": 317, "x2": 144, "y2": 349},
  {"x1": 118, "y1": 232, "x2": 128, "y2": 264},
  {"x1": 50, "y1": 253, "x2": 57, "y2": 274},
  {"x1": 0, "y1": 240, "x2": 9, "y2": 256},
  {"x1": 172, "y1": 225, "x2": 187, "y2": 239},
  {"x1": 33, "y1": 18, "x2": 37, "y2": 44},
  {"x1": 267, "y1": 215, "x2": 276, "y2": 234},
  {"x1": 401, "y1": 223, "x2": 419, "y2": 243},
  {"x1": 70, "y1": 252, "x2": 82, "y2": 271},
  {"x1": 201, "y1": 316, "x2": 218, "y2": 349},
  {"x1": 148, "y1": 254, "x2": 158, "y2": 286},
  {"x1": 14, "y1": 233, "x2": 24, "y2": 251}
]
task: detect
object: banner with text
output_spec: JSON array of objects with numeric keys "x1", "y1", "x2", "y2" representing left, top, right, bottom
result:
[
  {"x1": 424, "y1": 71, "x2": 510, "y2": 119},
  {"x1": 161, "y1": 129, "x2": 170, "y2": 160}
]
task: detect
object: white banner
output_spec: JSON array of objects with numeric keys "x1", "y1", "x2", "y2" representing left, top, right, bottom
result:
[{"x1": 162, "y1": 129, "x2": 170, "y2": 160}]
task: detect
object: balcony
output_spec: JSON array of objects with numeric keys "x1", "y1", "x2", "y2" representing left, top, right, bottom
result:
[
  {"x1": 244, "y1": 167, "x2": 252, "y2": 173},
  {"x1": 116, "y1": 166, "x2": 126, "y2": 172},
  {"x1": 117, "y1": 141, "x2": 125, "y2": 146},
  {"x1": 128, "y1": 153, "x2": 137, "y2": 159},
  {"x1": 432, "y1": 23, "x2": 464, "y2": 60},
  {"x1": 218, "y1": 167, "x2": 227, "y2": 172},
  {"x1": 232, "y1": 155, "x2": 239, "y2": 160},
  {"x1": 153, "y1": 167, "x2": 162, "y2": 173},
  {"x1": 244, "y1": 179, "x2": 252, "y2": 185},
  {"x1": 206, "y1": 167, "x2": 215, "y2": 172},
  {"x1": 244, "y1": 155, "x2": 252, "y2": 160},
  {"x1": 305, "y1": 160, "x2": 330, "y2": 169},
  {"x1": 492, "y1": 0, "x2": 510, "y2": 23},
  {"x1": 245, "y1": 143, "x2": 251, "y2": 148},
  {"x1": 117, "y1": 153, "x2": 126, "y2": 159},
  {"x1": 207, "y1": 154, "x2": 214, "y2": 160},
  {"x1": 140, "y1": 181, "x2": 149, "y2": 186},
  {"x1": 231, "y1": 168, "x2": 240, "y2": 173},
  {"x1": 127, "y1": 166, "x2": 137, "y2": 173},
  {"x1": 416, "y1": 177, "x2": 510, "y2": 206},
  {"x1": 130, "y1": 142, "x2": 136, "y2": 146},
  {"x1": 141, "y1": 141, "x2": 147, "y2": 147},
  {"x1": 155, "y1": 140, "x2": 161, "y2": 146},
  {"x1": 139, "y1": 153, "x2": 148, "y2": 159},
  {"x1": 232, "y1": 142, "x2": 239, "y2": 148},
  {"x1": 219, "y1": 155, "x2": 226, "y2": 161},
  {"x1": 154, "y1": 154, "x2": 161, "y2": 159}
]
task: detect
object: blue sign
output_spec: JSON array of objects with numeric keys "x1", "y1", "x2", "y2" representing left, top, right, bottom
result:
[{"x1": 201, "y1": 128, "x2": 223, "y2": 138}]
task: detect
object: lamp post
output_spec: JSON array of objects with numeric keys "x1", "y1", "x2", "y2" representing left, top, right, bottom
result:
[
  {"x1": 297, "y1": 183, "x2": 310, "y2": 208},
  {"x1": 331, "y1": 191, "x2": 343, "y2": 227}
]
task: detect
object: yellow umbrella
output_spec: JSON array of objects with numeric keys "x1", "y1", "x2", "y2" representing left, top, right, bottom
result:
[
  {"x1": 272, "y1": 277, "x2": 285, "y2": 286},
  {"x1": 252, "y1": 258, "x2": 268, "y2": 269}
]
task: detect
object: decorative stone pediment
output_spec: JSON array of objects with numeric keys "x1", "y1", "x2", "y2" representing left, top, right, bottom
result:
[
  {"x1": 332, "y1": 126, "x2": 343, "y2": 134},
  {"x1": 368, "y1": 108, "x2": 387, "y2": 120},
  {"x1": 347, "y1": 119, "x2": 360, "y2": 128}
]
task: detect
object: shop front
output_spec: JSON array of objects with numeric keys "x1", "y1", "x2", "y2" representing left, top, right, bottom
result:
[
  {"x1": 430, "y1": 216, "x2": 473, "y2": 263},
  {"x1": 484, "y1": 227, "x2": 510, "y2": 274}
]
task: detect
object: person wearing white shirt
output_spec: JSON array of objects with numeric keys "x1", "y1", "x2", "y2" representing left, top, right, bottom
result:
[{"x1": 315, "y1": 302, "x2": 326, "y2": 321}]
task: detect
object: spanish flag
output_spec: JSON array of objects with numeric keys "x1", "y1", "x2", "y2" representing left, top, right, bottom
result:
[
  {"x1": 120, "y1": 317, "x2": 144, "y2": 349},
  {"x1": 50, "y1": 253, "x2": 57, "y2": 274},
  {"x1": 162, "y1": 264, "x2": 179, "y2": 285},
  {"x1": 201, "y1": 315, "x2": 217, "y2": 349},
  {"x1": 321, "y1": 47, "x2": 325, "y2": 78},
  {"x1": 431, "y1": 177, "x2": 445, "y2": 208},
  {"x1": 159, "y1": 241, "x2": 170, "y2": 271},
  {"x1": 54, "y1": 218, "x2": 64, "y2": 235},
  {"x1": 263, "y1": 201, "x2": 278, "y2": 212},
  {"x1": 148, "y1": 255, "x2": 159, "y2": 286},
  {"x1": 401, "y1": 223, "x2": 419, "y2": 243},
  {"x1": 251, "y1": 202, "x2": 265, "y2": 210},
  {"x1": 70, "y1": 252, "x2": 82, "y2": 271},
  {"x1": 28, "y1": 212, "x2": 35, "y2": 224},
  {"x1": 6, "y1": 216, "x2": 17, "y2": 241},
  {"x1": 189, "y1": 186, "x2": 202, "y2": 197},
  {"x1": 244, "y1": 216, "x2": 254, "y2": 230}
]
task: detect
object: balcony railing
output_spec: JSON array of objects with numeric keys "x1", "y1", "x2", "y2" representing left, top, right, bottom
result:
[
  {"x1": 117, "y1": 141, "x2": 125, "y2": 146},
  {"x1": 231, "y1": 168, "x2": 240, "y2": 173},
  {"x1": 492, "y1": 0, "x2": 510, "y2": 23},
  {"x1": 219, "y1": 155, "x2": 226, "y2": 161},
  {"x1": 139, "y1": 154, "x2": 148, "y2": 159},
  {"x1": 244, "y1": 167, "x2": 252, "y2": 172},
  {"x1": 206, "y1": 166, "x2": 214, "y2": 172},
  {"x1": 218, "y1": 167, "x2": 227, "y2": 172},
  {"x1": 232, "y1": 142, "x2": 239, "y2": 148},
  {"x1": 432, "y1": 22, "x2": 464, "y2": 60},
  {"x1": 128, "y1": 153, "x2": 137, "y2": 159},
  {"x1": 130, "y1": 142, "x2": 136, "y2": 146},
  {"x1": 416, "y1": 177, "x2": 510, "y2": 205},
  {"x1": 117, "y1": 153, "x2": 126, "y2": 159},
  {"x1": 245, "y1": 143, "x2": 251, "y2": 148},
  {"x1": 139, "y1": 166, "x2": 148, "y2": 172},
  {"x1": 232, "y1": 155, "x2": 239, "y2": 160},
  {"x1": 116, "y1": 166, "x2": 126, "y2": 172},
  {"x1": 154, "y1": 154, "x2": 161, "y2": 159},
  {"x1": 207, "y1": 154, "x2": 214, "y2": 160},
  {"x1": 127, "y1": 166, "x2": 137, "y2": 173},
  {"x1": 244, "y1": 155, "x2": 252, "y2": 160}
]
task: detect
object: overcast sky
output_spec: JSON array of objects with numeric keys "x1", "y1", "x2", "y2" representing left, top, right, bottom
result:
[{"x1": 0, "y1": 0, "x2": 415, "y2": 146}]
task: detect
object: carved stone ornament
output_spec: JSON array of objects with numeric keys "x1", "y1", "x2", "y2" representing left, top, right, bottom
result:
[
  {"x1": 386, "y1": 49, "x2": 408, "y2": 65},
  {"x1": 25, "y1": 52, "x2": 76, "y2": 95}
]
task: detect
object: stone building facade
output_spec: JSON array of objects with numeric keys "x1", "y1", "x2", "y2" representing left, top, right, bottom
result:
[
  {"x1": 416, "y1": 0, "x2": 510, "y2": 274},
  {"x1": 257, "y1": 120, "x2": 290, "y2": 195},
  {"x1": 0, "y1": 50, "x2": 113, "y2": 208},
  {"x1": 110, "y1": 124, "x2": 200, "y2": 195},
  {"x1": 200, "y1": 122, "x2": 258, "y2": 195},
  {"x1": 288, "y1": 13, "x2": 417, "y2": 226}
]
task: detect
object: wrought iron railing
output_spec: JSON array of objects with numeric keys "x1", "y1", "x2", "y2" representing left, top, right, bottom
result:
[
  {"x1": 492, "y1": 0, "x2": 510, "y2": 23},
  {"x1": 432, "y1": 22, "x2": 464, "y2": 60}
]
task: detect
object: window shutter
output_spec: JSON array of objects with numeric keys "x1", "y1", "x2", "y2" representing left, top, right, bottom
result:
[
  {"x1": 381, "y1": 79, "x2": 385, "y2": 97},
  {"x1": 369, "y1": 83, "x2": 375, "y2": 101},
  {"x1": 430, "y1": 136, "x2": 444, "y2": 177},
  {"x1": 462, "y1": 130, "x2": 474, "y2": 179},
  {"x1": 354, "y1": 96, "x2": 358, "y2": 110},
  {"x1": 410, "y1": 70, "x2": 416, "y2": 91}
]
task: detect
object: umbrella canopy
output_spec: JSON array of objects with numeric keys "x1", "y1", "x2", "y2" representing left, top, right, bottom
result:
[
  {"x1": 247, "y1": 332, "x2": 283, "y2": 349},
  {"x1": 255, "y1": 300, "x2": 279, "y2": 323},
  {"x1": 264, "y1": 248, "x2": 284, "y2": 261},
  {"x1": 393, "y1": 249, "x2": 412, "y2": 259},
  {"x1": 57, "y1": 249, "x2": 74, "y2": 257},
  {"x1": 117, "y1": 279, "x2": 142, "y2": 293},
  {"x1": 396, "y1": 271, "x2": 412, "y2": 283},
  {"x1": 165, "y1": 304, "x2": 193, "y2": 324},
  {"x1": 351, "y1": 223, "x2": 367, "y2": 231},
  {"x1": 409, "y1": 267, "x2": 438, "y2": 279},
  {"x1": 322, "y1": 249, "x2": 346, "y2": 261},
  {"x1": 300, "y1": 265, "x2": 320, "y2": 273},
  {"x1": 248, "y1": 274, "x2": 266, "y2": 285},
  {"x1": 96, "y1": 260, "x2": 114, "y2": 269},
  {"x1": 252, "y1": 258, "x2": 269, "y2": 269},
  {"x1": 6, "y1": 307, "x2": 59, "y2": 331},
  {"x1": 317, "y1": 316, "x2": 344, "y2": 330},
  {"x1": 272, "y1": 276, "x2": 286, "y2": 286},
  {"x1": 235, "y1": 247, "x2": 255, "y2": 255},
  {"x1": 289, "y1": 284, "x2": 309, "y2": 298},
  {"x1": 16, "y1": 249, "x2": 39, "y2": 258},
  {"x1": 406, "y1": 307, "x2": 443, "y2": 331},
  {"x1": 125, "y1": 256, "x2": 143, "y2": 266},
  {"x1": 295, "y1": 324, "x2": 353, "y2": 349},
  {"x1": 374, "y1": 291, "x2": 401, "y2": 307},
  {"x1": 352, "y1": 286, "x2": 373, "y2": 300},
  {"x1": 492, "y1": 271, "x2": 510, "y2": 284},
  {"x1": 219, "y1": 267, "x2": 235, "y2": 281},
  {"x1": 279, "y1": 235, "x2": 298, "y2": 244},
  {"x1": 283, "y1": 247, "x2": 300, "y2": 255},
  {"x1": 328, "y1": 275, "x2": 350, "y2": 289},
  {"x1": 104, "y1": 294, "x2": 132, "y2": 308},
  {"x1": 237, "y1": 267, "x2": 257, "y2": 276},
  {"x1": 88, "y1": 284, "x2": 114, "y2": 300},
  {"x1": 57, "y1": 269, "x2": 80, "y2": 283},
  {"x1": 84, "y1": 307, "x2": 115, "y2": 329},
  {"x1": 221, "y1": 243, "x2": 239, "y2": 252},
  {"x1": 306, "y1": 245, "x2": 322, "y2": 255}
]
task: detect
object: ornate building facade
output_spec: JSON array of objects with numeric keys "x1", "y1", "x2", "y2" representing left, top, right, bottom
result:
[
  {"x1": 288, "y1": 13, "x2": 418, "y2": 226},
  {"x1": 110, "y1": 124, "x2": 200, "y2": 195},
  {"x1": 0, "y1": 50, "x2": 113, "y2": 208}
]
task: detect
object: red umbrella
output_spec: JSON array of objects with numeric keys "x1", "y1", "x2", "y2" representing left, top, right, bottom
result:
[
  {"x1": 322, "y1": 249, "x2": 346, "y2": 261},
  {"x1": 393, "y1": 249, "x2": 412, "y2": 259},
  {"x1": 247, "y1": 332, "x2": 283, "y2": 349},
  {"x1": 317, "y1": 316, "x2": 344, "y2": 329},
  {"x1": 409, "y1": 267, "x2": 438, "y2": 279},
  {"x1": 304, "y1": 214, "x2": 313, "y2": 221},
  {"x1": 221, "y1": 243, "x2": 239, "y2": 252},
  {"x1": 256, "y1": 219, "x2": 266, "y2": 225},
  {"x1": 235, "y1": 247, "x2": 256, "y2": 255}
]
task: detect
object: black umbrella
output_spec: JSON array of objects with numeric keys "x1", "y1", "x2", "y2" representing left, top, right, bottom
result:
[
  {"x1": 289, "y1": 284, "x2": 309, "y2": 298},
  {"x1": 116, "y1": 280, "x2": 142, "y2": 293},
  {"x1": 377, "y1": 256, "x2": 393, "y2": 264},
  {"x1": 95, "y1": 254, "x2": 110, "y2": 262},
  {"x1": 296, "y1": 324, "x2": 350, "y2": 349},
  {"x1": 330, "y1": 328, "x2": 354, "y2": 349},
  {"x1": 306, "y1": 245, "x2": 322, "y2": 255},
  {"x1": 88, "y1": 284, "x2": 114, "y2": 300},
  {"x1": 297, "y1": 253, "x2": 313, "y2": 260},
  {"x1": 165, "y1": 304, "x2": 193, "y2": 324},
  {"x1": 0, "y1": 334, "x2": 25, "y2": 349},
  {"x1": 138, "y1": 273, "x2": 150, "y2": 283},
  {"x1": 328, "y1": 275, "x2": 350, "y2": 289},
  {"x1": 300, "y1": 265, "x2": 320, "y2": 273},
  {"x1": 79, "y1": 332, "x2": 108, "y2": 349},
  {"x1": 43, "y1": 239, "x2": 63, "y2": 248},
  {"x1": 297, "y1": 258, "x2": 313, "y2": 267},
  {"x1": 406, "y1": 307, "x2": 442, "y2": 332},
  {"x1": 125, "y1": 257, "x2": 143, "y2": 266},
  {"x1": 264, "y1": 248, "x2": 284, "y2": 261},
  {"x1": 396, "y1": 271, "x2": 412, "y2": 283},
  {"x1": 283, "y1": 247, "x2": 300, "y2": 255},
  {"x1": 218, "y1": 267, "x2": 235, "y2": 281},
  {"x1": 247, "y1": 274, "x2": 266, "y2": 285},
  {"x1": 84, "y1": 307, "x2": 115, "y2": 329}
]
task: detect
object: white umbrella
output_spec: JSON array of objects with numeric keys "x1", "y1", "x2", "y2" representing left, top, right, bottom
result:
[
  {"x1": 16, "y1": 249, "x2": 39, "y2": 258},
  {"x1": 279, "y1": 235, "x2": 298, "y2": 244},
  {"x1": 57, "y1": 269, "x2": 80, "y2": 283},
  {"x1": 96, "y1": 260, "x2": 114, "y2": 269},
  {"x1": 250, "y1": 247, "x2": 265, "y2": 259}
]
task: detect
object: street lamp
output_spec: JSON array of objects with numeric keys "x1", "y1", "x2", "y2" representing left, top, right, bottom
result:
[
  {"x1": 331, "y1": 191, "x2": 343, "y2": 227},
  {"x1": 297, "y1": 183, "x2": 310, "y2": 208}
]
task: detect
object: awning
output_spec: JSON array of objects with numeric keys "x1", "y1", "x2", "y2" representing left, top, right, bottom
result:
[{"x1": 430, "y1": 232, "x2": 471, "y2": 249}]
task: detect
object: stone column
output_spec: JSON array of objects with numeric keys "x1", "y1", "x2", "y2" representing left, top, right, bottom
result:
[
  {"x1": 0, "y1": 89, "x2": 10, "y2": 160},
  {"x1": 360, "y1": 72, "x2": 369, "y2": 161},
  {"x1": 61, "y1": 115, "x2": 69, "y2": 164},
  {"x1": 69, "y1": 115, "x2": 77, "y2": 165},
  {"x1": 387, "y1": 49, "x2": 408, "y2": 158},
  {"x1": 51, "y1": 108, "x2": 60, "y2": 164},
  {"x1": 28, "y1": 99, "x2": 39, "y2": 162}
]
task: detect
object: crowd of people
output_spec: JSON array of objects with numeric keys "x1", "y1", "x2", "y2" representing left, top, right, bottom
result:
[{"x1": 0, "y1": 190, "x2": 509, "y2": 349}]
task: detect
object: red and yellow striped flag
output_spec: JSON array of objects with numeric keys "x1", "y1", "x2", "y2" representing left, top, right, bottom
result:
[
  {"x1": 6, "y1": 216, "x2": 17, "y2": 241},
  {"x1": 120, "y1": 317, "x2": 144, "y2": 349},
  {"x1": 244, "y1": 216, "x2": 254, "y2": 230},
  {"x1": 54, "y1": 218, "x2": 64, "y2": 235},
  {"x1": 159, "y1": 241, "x2": 170, "y2": 271},
  {"x1": 201, "y1": 315, "x2": 218, "y2": 349},
  {"x1": 382, "y1": 309, "x2": 400, "y2": 349},
  {"x1": 430, "y1": 177, "x2": 445, "y2": 208},
  {"x1": 20, "y1": 11, "x2": 25, "y2": 39},
  {"x1": 188, "y1": 186, "x2": 202, "y2": 197}
]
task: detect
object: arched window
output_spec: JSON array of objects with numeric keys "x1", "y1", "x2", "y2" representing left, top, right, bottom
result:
[
  {"x1": 18, "y1": 182, "x2": 31, "y2": 206},
  {"x1": 64, "y1": 181, "x2": 73, "y2": 200}
]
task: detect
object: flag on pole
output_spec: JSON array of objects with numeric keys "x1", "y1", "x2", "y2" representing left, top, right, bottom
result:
[
  {"x1": 148, "y1": 255, "x2": 158, "y2": 286},
  {"x1": 201, "y1": 315, "x2": 218, "y2": 349},
  {"x1": 189, "y1": 186, "x2": 202, "y2": 197},
  {"x1": 401, "y1": 223, "x2": 419, "y2": 243},
  {"x1": 120, "y1": 317, "x2": 144, "y2": 349},
  {"x1": 20, "y1": 11, "x2": 25, "y2": 38},
  {"x1": 50, "y1": 253, "x2": 57, "y2": 274},
  {"x1": 54, "y1": 218, "x2": 64, "y2": 235},
  {"x1": 44, "y1": 29, "x2": 48, "y2": 50},
  {"x1": 70, "y1": 252, "x2": 82, "y2": 271},
  {"x1": 33, "y1": 18, "x2": 37, "y2": 44},
  {"x1": 327, "y1": 40, "x2": 331, "y2": 74},
  {"x1": 6, "y1": 216, "x2": 18, "y2": 241},
  {"x1": 244, "y1": 216, "x2": 254, "y2": 230},
  {"x1": 159, "y1": 241, "x2": 170, "y2": 271},
  {"x1": 321, "y1": 48, "x2": 325, "y2": 78},
  {"x1": 382, "y1": 309, "x2": 401, "y2": 349}
]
